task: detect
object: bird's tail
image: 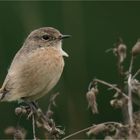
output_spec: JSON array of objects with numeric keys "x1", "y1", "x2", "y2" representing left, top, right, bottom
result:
[{"x1": 0, "y1": 88, "x2": 4, "y2": 101}]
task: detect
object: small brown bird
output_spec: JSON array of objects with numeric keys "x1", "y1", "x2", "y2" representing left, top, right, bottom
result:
[{"x1": 0, "y1": 27, "x2": 70, "y2": 103}]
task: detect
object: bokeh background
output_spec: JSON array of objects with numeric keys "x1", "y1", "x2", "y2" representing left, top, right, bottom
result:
[{"x1": 0, "y1": 1, "x2": 140, "y2": 139}]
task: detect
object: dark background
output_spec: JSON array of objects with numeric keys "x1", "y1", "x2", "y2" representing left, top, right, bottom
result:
[{"x1": 0, "y1": 1, "x2": 140, "y2": 139}]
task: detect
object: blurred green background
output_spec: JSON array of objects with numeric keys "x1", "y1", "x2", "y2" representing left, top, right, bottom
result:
[{"x1": 0, "y1": 1, "x2": 140, "y2": 139}]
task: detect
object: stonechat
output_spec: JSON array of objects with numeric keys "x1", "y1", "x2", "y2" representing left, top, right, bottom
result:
[{"x1": 0, "y1": 27, "x2": 70, "y2": 102}]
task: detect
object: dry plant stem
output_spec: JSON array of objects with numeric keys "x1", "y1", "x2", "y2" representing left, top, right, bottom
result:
[
  {"x1": 36, "y1": 109, "x2": 52, "y2": 132},
  {"x1": 61, "y1": 126, "x2": 94, "y2": 140},
  {"x1": 127, "y1": 56, "x2": 134, "y2": 126},
  {"x1": 93, "y1": 79, "x2": 128, "y2": 99},
  {"x1": 32, "y1": 113, "x2": 36, "y2": 140},
  {"x1": 132, "y1": 68, "x2": 140, "y2": 79},
  {"x1": 128, "y1": 75, "x2": 133, "y2": 126},
  {"x1": 117, "y1": 54, "x2": 129, "y2": 124},
  {"x1": 117, "y1": 58, "x2": 123, "y2": 77},
  {"x1": 61, "y1": 122, "x2": 122, "y2": 140}
]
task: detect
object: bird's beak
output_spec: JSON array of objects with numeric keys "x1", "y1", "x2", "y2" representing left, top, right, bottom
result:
[{"x1": 60, "y1": 35, "x2": 71, "y2": 39}]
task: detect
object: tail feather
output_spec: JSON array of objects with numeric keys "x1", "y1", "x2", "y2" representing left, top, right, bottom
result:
[
  {"x1": 0, "y1": 88, "x2": 6, "y2": 101},
  {"x1": 0, "y1": 88, "x2": 3, "y2": 101}
]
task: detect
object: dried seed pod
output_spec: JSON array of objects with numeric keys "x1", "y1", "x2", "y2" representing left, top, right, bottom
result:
[
  {"x1": 106, "y1": 124, "x2": 116, "y2": 132},
  {"x1": 15, "y1": 107, "x2": 23, "y2": 115},
  {"x1": 117, "y1": 43, "x2": 127, "y2": 63},
  {"x1": 14, "y1": 128, "x2": 26, "y2": 140},
  {"x1": 86, "y1": 124, "x2": 106, "y2": 136},
  {"x1": 104, "y1": 136, "x2": 114, "y2": 140},
  {"x1": 36, "y1": 121, "x2": 43, "y2": 128},
  {"x1": 5, "y1": 127, "x2": 27, "y2": 140},
  {"x1": 4, "y1": 126, "x2": 16, "y2": 135},
  {"x1": 131, "y1": 79, "x2": 140, "y2": 92},
  {"x1": 46, "y1": 109, "x2": 54, "y2": 119},
  {"x1": 112, "y1": 38, "x2": 127, "y2": 63},
  {"x1": 22, "y1": 108, "x2": 27, "y2": 114},
  {"x1": 15, "y1": 107, "x2": 27, "y2": 115},
  {"x1": 49, "y1": 92, "x2": 59, "y2": 106},
  {"x1": 132, "y1": 39, "x2": 140, "y2": 56},
  {"x1": 131, "y1": 79, "x2": 140, "y2": 106},
  {"x1": 86, "y1": 87, "x2": 99, "y2": 114},
  {"x1": 110, "y1": 99, "x2": 124, "y2": 108}
]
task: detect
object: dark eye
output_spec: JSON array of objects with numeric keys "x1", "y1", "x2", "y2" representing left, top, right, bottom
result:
[{"x1": 42, "y1": 35, "x2": 49, "y2": 40}]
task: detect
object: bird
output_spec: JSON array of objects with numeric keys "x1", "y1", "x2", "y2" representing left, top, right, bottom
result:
[{"x1": 0, "y1": 27, "x2": 70, "y2": 105}]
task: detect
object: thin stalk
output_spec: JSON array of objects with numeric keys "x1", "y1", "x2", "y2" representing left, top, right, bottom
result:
[
  {"x1": 127, "y1": 56, "x2": 134, "y2": 126},
  {"x1": 93, "y1": 79, "x2": 128, "y2": 99},
  {"x1": 62, "y1": 122, "x2": 122, "y2": 140},
  {"x1": 32, "y1": 114, "x2": 36, "y2": 140}
]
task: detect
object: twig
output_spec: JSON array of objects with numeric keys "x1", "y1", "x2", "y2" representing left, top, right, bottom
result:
[
  {"x1": 93, "y1": 78, "x2": 129, "y2": 99},
  {"x1": 32, "y1": 114, "x2": 36, "y2": 140},
  {"x1": 105, "y1": 48, "x2": 114, "y2": 53},
  {"x1": 128, "y1": 75, "x2": 133, "y2": 126},
  {"x1": 132, "y1": 68, "x2": 140, "y2": 79},
  {"x1": 127, "y1": 56, "x2": 134, "y2": 126},
  {"x1": 62, "y1": 122, "x2": 122, "y2": 140},
  {"x1": 36, "y1": 108, "x2": 64, "y2": 137},
  {"x1": 128, "y1": 56, "x2": 134, "y2": 74},
  {"x1": 62, "y1": 126, "x2": 94, "y2": 140},
  {"x1": 36, "y1": 108, "x2": 52, "y2": 132}
]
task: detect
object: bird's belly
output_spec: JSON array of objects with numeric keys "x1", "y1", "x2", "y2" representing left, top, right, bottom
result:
[
  {"x1": 24, "y1": 54, "x2": 65, "y2": 101},
  {"x1": 33, "y1": 60, "x2": 64, "y2": 100}
]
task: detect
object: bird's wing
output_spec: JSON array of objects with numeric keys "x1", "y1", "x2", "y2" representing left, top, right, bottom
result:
[{"x1": 0, "y1": 48, "x2": 51, "y2": 101}]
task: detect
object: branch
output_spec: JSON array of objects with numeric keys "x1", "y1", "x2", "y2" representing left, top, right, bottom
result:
[
  {"x1": 132, "y1": 68, "x2": 140, "y2": 79},
  {"x1": 62, "y1": 122, "x2": 122, "y2": 140},
  {"x1": 32, "y1": 114, "x2": 36, "y2": 140},
  {"x1": 93, "y1": 78, "x2": 129, "y2": 99},
  {"x1": 127, "y1": 56, "x2": 134, "y2": 126}
]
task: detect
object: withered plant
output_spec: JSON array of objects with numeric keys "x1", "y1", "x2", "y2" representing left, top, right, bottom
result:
[{"x1": 62, "y1": 38, "x2": 140, "y2": 140}]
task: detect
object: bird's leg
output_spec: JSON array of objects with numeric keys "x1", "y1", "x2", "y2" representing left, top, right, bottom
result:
[
  {"x1": 22, "y1": 100, "x2": 38, "y2": 139},
  {"x1": 31, "y1": 101, "x2": 39, "y2": 110},
  {"x1": 24, "y1": 101, "x2": 49, "y2": 123},
  {"x1": 20, "y1": 100, "x2": 38, "y2": 119}
]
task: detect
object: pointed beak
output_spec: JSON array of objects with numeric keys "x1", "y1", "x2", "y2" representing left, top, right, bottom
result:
[{"x1": 60, "y1": 35, "x2": 71, "y2": 39}]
